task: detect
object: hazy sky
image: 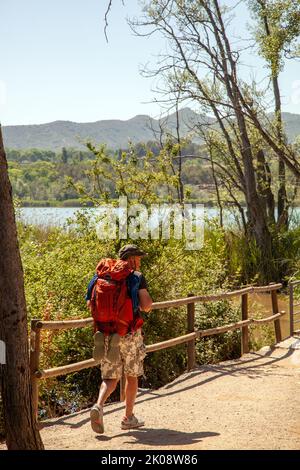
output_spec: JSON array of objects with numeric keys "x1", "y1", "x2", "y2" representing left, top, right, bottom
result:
[{"x1": 0, "y1": 0, "x2": 299, "y2": 126}]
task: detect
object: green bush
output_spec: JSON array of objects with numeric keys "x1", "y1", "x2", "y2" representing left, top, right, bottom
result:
[
  {"x1": 3, "y1": 217, "x2": 294, "y2": 427},
  {"x1": 16, "y1": 216, "x2": 275, "y2": 419},
  {"x1": 195, "y1": 302, "x2": 241, "y2": 364}
]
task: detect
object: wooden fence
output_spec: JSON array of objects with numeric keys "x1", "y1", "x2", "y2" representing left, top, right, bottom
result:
[
  {"x1": 289, "y1": 280, "x2": 300, "y2": 336},
  {"x1": 30, "y1": 283, "x2": 285, "y2": 419}
]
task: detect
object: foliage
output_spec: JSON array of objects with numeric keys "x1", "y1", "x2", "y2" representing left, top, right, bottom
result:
[
  {"x1": 18, "y1": 215, "x2": 239, "y2": 418},
  {"x1": 16, "y1": 203, "x2": 300, "y2": 419},
  {"x1": 250, "y1": 0, "x2": 300, "y2": 76},
  {"x1": 8, "y1": 159, "x2": 93, "y2": 203},
  {"x1": 22, "y1": 215, "x2": 300, "y2": 417},
  {"x1": 7, "y1": 144, "x2": 216, "y2": 205},
  {"x1": 194, "y1": 301, "x2": 241, "y2": 365},
  {"x1": 130, "y1": 0, "x2": 300, "y2": 282},
  {"x1": 6, "y1": 0, "x2": 300, "y2": 425}
]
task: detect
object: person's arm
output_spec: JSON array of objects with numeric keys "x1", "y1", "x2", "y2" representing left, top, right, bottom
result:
[
  {"x1": 137, "y1": 274, "x2": 152, "y2": 312},
  {"x1": 86, "y1": 274, "x2": 98, "y2": 309},
  {"x1": 138, "y1": 288, "x2": 152, "y2": 312}
]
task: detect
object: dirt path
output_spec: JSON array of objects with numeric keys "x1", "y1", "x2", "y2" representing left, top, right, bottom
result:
[{"x1": 2, "y1": 337, "x2": 300, "y2": 450}]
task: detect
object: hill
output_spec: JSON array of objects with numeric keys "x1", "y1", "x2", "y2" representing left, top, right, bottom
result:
[{"x1": 2, "y1": 109, "x2": 299, "y2": 151}]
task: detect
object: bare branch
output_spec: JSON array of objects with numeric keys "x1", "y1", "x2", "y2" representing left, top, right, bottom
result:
[
  {"x1": 104, "y1": 0, "x2": 125, "y2": 42},
  {"x1": 104, "y1": 0, "x2": 113, "y2": 43}
]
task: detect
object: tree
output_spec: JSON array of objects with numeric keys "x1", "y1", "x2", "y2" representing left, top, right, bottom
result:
[
  {"x1": 61, "y1": 147, "x2": 69, "y2": 164},
  {"x1": 129, "y1": 0, "x2": 269, "y2": 277},
  {"x1": 69, "y1": 142, "x2": 182, "y2": 206},
  {"x1": 0, "y1": 126, "x2": 44, "y2": 449},
  {"x1": 249, "y1": 0, "x2": 300, "y2": 229},
  {"x1": 127, "y1": 0, "x2": 300, "y2": 281}
]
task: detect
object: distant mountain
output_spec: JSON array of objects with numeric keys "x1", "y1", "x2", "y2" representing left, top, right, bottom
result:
[
  {"x1": 281, "y1": 112, "x2": 300, "y2": 142},
  {"x1": 2, "y1": 108, "x2": 299, "y2": 151}
]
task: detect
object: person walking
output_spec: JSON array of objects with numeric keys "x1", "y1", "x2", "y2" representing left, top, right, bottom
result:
[{"x1": 86, "y1": 244, "x2": 152, "y2": 434}]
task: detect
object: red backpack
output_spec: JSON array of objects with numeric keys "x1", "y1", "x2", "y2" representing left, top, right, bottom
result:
[{"x1": 91, "y1": 258, "x2": 134, "y2": 336}]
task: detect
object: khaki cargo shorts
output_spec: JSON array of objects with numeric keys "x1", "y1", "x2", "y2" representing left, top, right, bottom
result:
[{"x1": 100, "y1": 329, "x2": 146, "y2": 379}]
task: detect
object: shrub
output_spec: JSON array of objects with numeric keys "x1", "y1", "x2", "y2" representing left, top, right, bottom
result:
[{"x1": 16, "y1": 216, "x2": 273, "y2": 418}]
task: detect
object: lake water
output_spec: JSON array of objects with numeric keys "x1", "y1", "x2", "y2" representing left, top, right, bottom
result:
[
  {"x1": 18, "y1": 206, "x2": 300, "y2": 228},
  {"x1": 246, "y1": 292, "x2": 296, "y2": 341},
  {"x1": 18, "y1": 206, "x2": 223, "y2": 227},
  {"x1": 19, "y1": 207, "x2": 86, "y2": 227}
]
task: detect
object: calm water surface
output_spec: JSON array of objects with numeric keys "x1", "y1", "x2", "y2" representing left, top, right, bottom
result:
[{"x1": 18, "y1": 206, "x2": 300, "y2": 228}]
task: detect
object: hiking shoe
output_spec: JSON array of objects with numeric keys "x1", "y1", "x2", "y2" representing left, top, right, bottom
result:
[
  {"x1": 106, "y1": 333, "x2": 121, "y2": 363},
  {"x1": 90, "y1": 404, "x2": 104, "y2": 434},
  {"x1": 93, "y1": 331, "x2": 105, "y2": 361},
  {"x1": 121, "y1": 415, "x2": 145, "y2": 430}
]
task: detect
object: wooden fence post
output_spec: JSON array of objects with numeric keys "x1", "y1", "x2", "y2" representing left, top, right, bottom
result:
[
  {"x1": 241, "y1": 293, "x2": 249, "y2": 355},
  {"x1": 271, "y1": 288, "x2": 282, "y2": 343},
  {"x1": 187, "y1": 294, "x2": 196, "y2": 370},
  {"x1": 289, "y1": 283, "x2": 294, "y2": 337},
  {"x1": 29, "y1": 319, "x2": 41, "y2": 421}
]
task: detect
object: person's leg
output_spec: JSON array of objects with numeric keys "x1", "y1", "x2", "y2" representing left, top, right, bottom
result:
[
  {"x1": 124, "y1": 375, "x2": 138, "y2": 418},
  {"x1": 91, "y1": 378, "x2": 119, "y2": 434},
  {"x1": 121, "y1": 374, "x2": 144, "y2": 429},
  {"x1": 96, "y1": 378, "x2": 119, "y2": 407},
  {"x1": 90, "y1": 340, "x2": 122, "y2": 434},
  {"x1": 120, "y1": 330, "x2": 146, "y2": 429}
]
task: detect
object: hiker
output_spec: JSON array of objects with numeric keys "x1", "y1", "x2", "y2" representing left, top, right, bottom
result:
[{"x1": 86, "y1": 244, "x2": 152, "y2": 434}]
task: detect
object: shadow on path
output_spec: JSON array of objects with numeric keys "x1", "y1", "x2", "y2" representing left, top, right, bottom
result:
[
  {"x1": 95, "y1": 428, "x2": 219, "y2": 447},
  {"x1": 40, "y1": 349, "x2": 293, "y2": 431}
]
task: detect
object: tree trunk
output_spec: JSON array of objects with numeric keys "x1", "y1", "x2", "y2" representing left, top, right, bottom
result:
[
  {"x1": 234, "y1": 107, "x2": 276, "y2": 281},
  {"x1": 175, "y1": 102, "x2": 184, "y2": 204},
  {"x1": 278, "y1": 157, "x2": 288, "y2": 228},
  {"x1": 256, "y1": 149, "x2": 276, "y2": 225},
  {"x1": 273, "y1": 76, "x2": 288, "y2": 229},
  {"x1": 244, "y1": 164, "x2": 275, "y2": 281},
  {"x1": 0, "y1": 126, "x2": 44, "y2": 450},
  {"x1": 261, "y1": 6, "x2": 288, "y2": 228},
  {"x1": 208, "y1": 144, "x2": 223, "y2": 227}
]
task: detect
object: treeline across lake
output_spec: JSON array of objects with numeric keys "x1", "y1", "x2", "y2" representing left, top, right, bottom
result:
[{"x1": 7, "y1": 142, "x2": 214, "y2": 206}]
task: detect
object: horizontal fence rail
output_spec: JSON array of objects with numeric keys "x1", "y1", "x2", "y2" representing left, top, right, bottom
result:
[
  {"x1": 34, "y1": 284, "x2": 283, "y2": 332},
  {"x1": 30, "y1": 282, "x2": 285, "y2": 419}
]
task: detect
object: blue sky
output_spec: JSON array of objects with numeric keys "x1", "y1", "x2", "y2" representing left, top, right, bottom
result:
[{"x1": 0, "y1": 0, "x2": 299, "y2": 126}]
